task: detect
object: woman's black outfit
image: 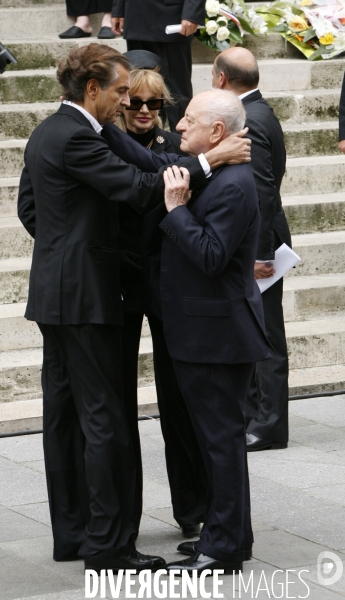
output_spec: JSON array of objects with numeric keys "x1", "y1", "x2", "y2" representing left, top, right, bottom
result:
[
  {"x1": 119, "y1": 124, "x2": 208, "y2": 531},
  {"x1": 66, "y1": 0, "x2": 112, "y2": 16}
]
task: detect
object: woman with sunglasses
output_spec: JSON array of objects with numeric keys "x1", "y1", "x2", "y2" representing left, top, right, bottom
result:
[{"x1": 116, "y1": 68, "x2": 208, "y2": 538}]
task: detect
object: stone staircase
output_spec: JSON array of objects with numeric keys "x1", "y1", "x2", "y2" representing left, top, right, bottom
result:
[{"x1": 1, "y1": 2, "x2": 345, "y2": 432}]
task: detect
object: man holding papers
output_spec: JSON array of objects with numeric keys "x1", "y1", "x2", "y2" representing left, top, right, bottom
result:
[{"x1": 212, "y1": 47, "x2": 292, "y2": 451}]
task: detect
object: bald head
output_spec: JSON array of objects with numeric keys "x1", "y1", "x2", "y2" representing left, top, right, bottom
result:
[
  {"x1": 176, "y1": 89, "x2": 246, "y2": 156},
  {"x1": 212, "y1": 47, "x2": 259, "y2": 95}
]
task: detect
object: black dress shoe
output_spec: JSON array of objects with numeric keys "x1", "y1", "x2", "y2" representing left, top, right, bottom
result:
[
  {"x1": 166, "y1": 552, "x2": 242, "y2": 575},
  {"x1": 177, "y1": 541, "x2": 252, "y2": 561},
  {"x1": 246, "y1": 433, "x2": 288, "y2": 452},
  {"x1": 181, "y1": 523, "x2": 200, "y2": 538},
  {"x1": 59, "y1": 26, "x2": 92, "y2": 39},
  {"x1": 84, "y1": 550, "x2": 166, "y2": 574},
  {"x1": 98, "y1": 26, "x2": 116, "y2": 39}
]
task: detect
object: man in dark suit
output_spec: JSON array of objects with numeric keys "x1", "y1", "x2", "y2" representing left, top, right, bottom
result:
[
  {"x1": 110, "y1": 0, "x2": 205, "y2": 130},
  {"x1": 152, "y1": 89, "x2": 271, "y2": 574},
  {"x1": 17, "y1": 43, "x2": 213, "y2": 573},
  {"x1": 212, "y1": 47, "x2": 292, "y2": 452}
]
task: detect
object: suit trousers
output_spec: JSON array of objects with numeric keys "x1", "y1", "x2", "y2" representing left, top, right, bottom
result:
[
  {"x1": 244, "y1": 277, "x2": 289, "y2": 443},
  {"x1": 38, "y1": 323, "x2": 137, "y2": 559},
  {"x1": 126, "y1": 40, "x2": 193, "y2": 131},
  {"x1": 122, "y1": 313, "x2": 208, "y2": 527},
  {"x1": 172, "y1": 359, "x2": 254, "y2": 563}
]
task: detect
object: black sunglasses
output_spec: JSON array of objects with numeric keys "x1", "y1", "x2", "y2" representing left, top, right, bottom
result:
[{"x1": 126, "y1": 97, "x2": 165, "y2": 111}]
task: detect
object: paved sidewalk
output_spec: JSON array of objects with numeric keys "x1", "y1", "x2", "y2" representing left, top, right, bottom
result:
[{"x1": 0, "y1": 395, "x2": 344, "y2": 599}]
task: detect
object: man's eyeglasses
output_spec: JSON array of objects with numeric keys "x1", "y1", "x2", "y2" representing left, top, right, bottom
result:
[{"x1": 126, "y1": 98, "x2": 165, "y2": 111}]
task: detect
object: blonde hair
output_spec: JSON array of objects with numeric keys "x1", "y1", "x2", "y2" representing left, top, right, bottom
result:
[{"x1": 116, "y1": 68, "x2": 174, "y2": 131}]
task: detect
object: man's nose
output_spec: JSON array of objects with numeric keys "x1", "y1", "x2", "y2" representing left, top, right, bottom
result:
[
  {"x1": 176, "y1": 118, "x2": 185, "y2": 132},
  {"x1": 121, "y1": 93, "x2": 130, "y2": 107}
]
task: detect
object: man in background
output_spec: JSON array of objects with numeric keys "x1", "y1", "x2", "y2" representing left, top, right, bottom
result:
[
  {"x1": 212, "y1": 47, "x2": 292, "y2": 452},
  {"x1": 111, "y1": 0, "x2": 205, "y2": 130}
]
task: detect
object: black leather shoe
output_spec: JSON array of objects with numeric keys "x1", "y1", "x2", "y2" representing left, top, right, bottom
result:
[
  {"x1": 177, "y1": 541, "x2": 252, "y2": 561},
  {"x1": 59, "y1": 26, "x2": 92, "y2": 39},
  {"x1": 166, "y1": 553, "x2": 242, "y2": 575},
  {"x1": 98, "y1": 26, "x2": 116, "y2": 39},
  {"x1": 246, "y1": 433, "x2": 287, "y2": 452},
  {"x1": 84, "y1": 550, "x2": 166, "y2": 574},
  {"x1": 181, "y1": 523, "x2": 200, "y2": 538}
]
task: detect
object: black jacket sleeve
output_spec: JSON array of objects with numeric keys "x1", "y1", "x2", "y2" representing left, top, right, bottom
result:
[
  {"x1": 339, "y1": 72, "x2": 345, "y2": 142},
  {"x1": 18, "y1": 156, "x2": 36, "y2": 239}
]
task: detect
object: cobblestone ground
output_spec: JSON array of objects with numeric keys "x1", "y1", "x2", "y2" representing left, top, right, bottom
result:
[{"x1": 0, "y1": 396, "x2": 344, "y2": 600}]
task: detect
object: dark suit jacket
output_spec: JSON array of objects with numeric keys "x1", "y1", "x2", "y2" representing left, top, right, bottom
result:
[
  {"x1": 111, "y1": 0, "x2": 205, "y2": 43},
  {"x1": 339, "y1": 73, "x2": 345, "y2": 141},
  {"x1": 158, "y1": 164, "x2": 271, "y2": 364},
  {"x1": 18, "y1": 105, "x2": 206, "y2": 326},
  {"x1": 242, "y1": 90, "x2": 291, "y2": 260}
]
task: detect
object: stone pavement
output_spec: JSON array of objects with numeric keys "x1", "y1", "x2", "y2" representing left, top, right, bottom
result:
[{"x1": 0, "y1": 395, "x2": 344, "y2": 600}]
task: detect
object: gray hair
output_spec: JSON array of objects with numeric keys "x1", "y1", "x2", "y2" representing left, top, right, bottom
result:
[{"x1": 201, "y1": 89, "x2": 246, "y2": 135}]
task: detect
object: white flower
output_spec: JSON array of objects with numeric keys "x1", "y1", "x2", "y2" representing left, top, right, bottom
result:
[
  {"x1": 332, "y1": 31, "x2": 345, "y2": 49},
  {"x1": 217, "y1": 16, "x2": 228, "y2": 25},
  {"x1": 206, "y1": 19, "x2": 219, "y2": 34},
  {"x1": 217, "y1": 25, "x2": 230, "y2": 40},
  {"x1": 306, "y1": 13, "x2": 336, "y2": 37},
  {"x1": 231, "y1": 0, "x2": 244, "y2": 15},
  {"x1": 205, "y1": 0, "x2": 220, "y2": 17}
]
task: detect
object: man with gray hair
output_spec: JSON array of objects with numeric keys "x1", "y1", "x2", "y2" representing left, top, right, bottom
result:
[{"x1": 154, "y1": 89, "x2": 272, "y2": 574}]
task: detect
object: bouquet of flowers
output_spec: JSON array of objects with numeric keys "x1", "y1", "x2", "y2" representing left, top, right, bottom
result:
[
  {"x1": 256, "y1": 0, "x2": 345, "y2": 60},
  {"x1": 196, "y1": 0, "x2": 268, "y2": 51}
]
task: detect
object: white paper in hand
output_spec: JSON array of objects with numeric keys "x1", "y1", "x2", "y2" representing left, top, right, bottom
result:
[
  {"x1": 256, "y1": 243, "x2": 301, "y2": 294},
  {"x1": 165, "y1": 24, "x2": 203, "y2": 34}
]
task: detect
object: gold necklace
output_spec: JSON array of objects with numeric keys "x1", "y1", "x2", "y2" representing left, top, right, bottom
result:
[{"x1": 147, "y1": 139, "x2": 154, "y2": 149}]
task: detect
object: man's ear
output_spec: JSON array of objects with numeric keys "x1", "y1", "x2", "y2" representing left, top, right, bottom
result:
[
  {"x1": 85, "y1": 78, "x2": 99, "y2": 99},
  {"x1": 210, "y1": 121, "x2": 225, "y2": 145},
  {"x1": 218, "y1": 72, "x2": 227, "y2": 89}
]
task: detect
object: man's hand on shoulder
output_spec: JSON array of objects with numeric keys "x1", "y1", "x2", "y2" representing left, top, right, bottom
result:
[
  {"x1": 180, "y1": 20, "x2": 199, "y2": 35},
  {"x1": 111, "y1": 17, "x2": 124, "y2": 35},
  {"x1": 204, "y1": 128, "x2": 251, "y2": 170},
  {"x1": 164, "y1": 166, "x2": 191, "y2": 212}
]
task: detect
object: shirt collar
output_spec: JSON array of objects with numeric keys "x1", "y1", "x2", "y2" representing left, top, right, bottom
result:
[
  {"x1": 62, "y1": 100, "x2": 103, "y2": 134},
  {"x1": 238, "y1": 88, "x2": 259, "y2": 101}
]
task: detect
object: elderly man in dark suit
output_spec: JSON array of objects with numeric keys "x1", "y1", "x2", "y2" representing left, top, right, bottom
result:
[
  {"x1": 157, "y1": 89, "x2": 271, "y2": 574},
  {"x1": 111, "y1": 0, "x2": 205, "y2": 130},
  {"x1": 212, "y1": 47, "x2": 292, "y2": 452},
  {"x1": 17, "y1": 42, "x2": 224, "y2": 574}
]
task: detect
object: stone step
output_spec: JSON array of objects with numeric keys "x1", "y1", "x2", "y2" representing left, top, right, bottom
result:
[
  {"x1": 3, "y1": 362, "x2": 345, "y2": 433},
  {"x1": 0, "y1": 142, "x2": 25, "y2": 179},
  {"x1": 1, "y1": 321, "x2": 345, "y2": 409},
  {"x1": 1, "y1": 58, "x2": 344, "y2": 108},
  {"x1": 0, "y1": 217, "x2": 33, "y2": 259},
  {"x1": 0, "y1": 102, "x2": 58, "y2": 141},
  {"x1": 286, "y1": 316, "x2": 345, "y2": 369},
  {"x1": 290, "y1": 230, "x2": 345, "y2": 277},
  {"x1": 0, "y1": 385, "x2": 158, "y2": 433},
  {"x1": 0, "y1": 176, "x2": 20, "y2": 215},
  {"x1": 0, "y1": 334, "x2": 153, "y2": 401},
  {"x1": 0, "y1": 302, "x2": 39, "y2": 352},
  {"x1": 283, "y1": 273, "x2": 345, "y2": 321},
  {"x1": 264, "y1": 89, "x2": 340, "y2": 124},
  {"x1": 192, "y1": 59, "x2": 345, "y2": 95},
  {"x1": 289, "y1": 364, "x2": 345, "y2": 396},
  {"x1": 282, "y1": 155, "x2": 345, "y2": 196},
  {"x1": 283, "y1": 121, "x2": 338, "y2": 158},
  {"x1": 0, "y1": 257, "x2": 31, "y2": 304},
  {"x1": 282, "y1": 192, "x2": 345, "y2": 235}
]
